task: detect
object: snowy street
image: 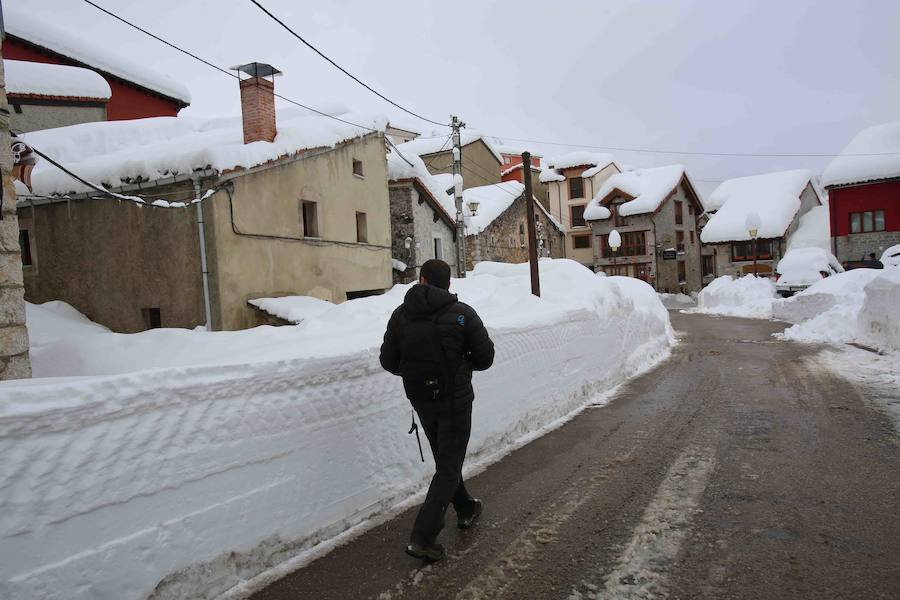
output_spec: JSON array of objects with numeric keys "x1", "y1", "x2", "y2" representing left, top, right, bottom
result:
[{"x1": 249, "y1": 312, "x2": 900, "y2": 600}]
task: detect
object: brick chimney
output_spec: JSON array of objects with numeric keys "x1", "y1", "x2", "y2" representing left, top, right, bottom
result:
[{"x1": 231, "y1": 63, "x2": 282, "y2": 144}]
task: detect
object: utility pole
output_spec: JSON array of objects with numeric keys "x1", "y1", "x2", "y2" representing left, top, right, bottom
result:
[
  {"x1": 522, "y1": 151, "x2": 541, "y2": 297},
  {"x1": 451, "y1": 115, "x2": 467, "y2": 277}
]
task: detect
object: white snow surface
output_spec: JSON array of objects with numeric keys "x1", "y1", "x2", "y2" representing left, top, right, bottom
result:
[
  {"x1": 775, "y1": 247, "x2": 842, "y2": 287},
  {"x1": 821, "y1": 121, "x2": 900, "y2": 188},
  {"x1": 247, "y1": 296, "x2": 335, "y2": 325},
  {"x1": 881, "y1": 244, "x2": 900, "y2": 268},
  {"x1": 4, "y1": 59, "x2": 111, "y2": 99},
  {"x1": 540, "y1": 151, "x2": 617, "y2": 183},
  {"x1": 4, "y1": 5, "x2": 191, "y2": 103},
  {"x1": 395, "y1": 132, "x2": 503, "y2": 164},
  {"x1": 701, "y1": 170, "x2": 818, "y2": 243},
  {"x1": 460, "y1": 182, "x2": 564, "y2": 235},
  {"x1": 584, "y1": 164, "x2": 686, "y2": 220},
  {"x1": 691, "y1": 275, "x2": 777, "y2": 319},
  {"x1": 786, "y1": 205, "x2": 831, "y2": 252},
  {"x1": 772, "y1": 268, "x2": 883, "y2": 325},
  {"x1": 21, "y1": 107, "x2": 388, "y2": 196},
  {"x1": 856, "y1": 268, "x2": 900, "y2": 352},
  {"x1": 391, "y1": 259, "x2": 408, "y2": 272},
  {"x1": 0, "y1": 259, "x2": 673, "y2": 600}
]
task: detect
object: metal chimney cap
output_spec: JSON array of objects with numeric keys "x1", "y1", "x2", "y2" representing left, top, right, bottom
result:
[{"x1": 229, "y1": 62, "x2": 283, "y2": 79}]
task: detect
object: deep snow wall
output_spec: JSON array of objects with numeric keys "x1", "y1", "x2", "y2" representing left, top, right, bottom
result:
[{"x1": 0, "y1": 308, "x2": 668, "y2": 600}]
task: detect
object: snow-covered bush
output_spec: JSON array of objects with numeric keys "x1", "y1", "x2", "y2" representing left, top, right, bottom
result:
[{"x1": 694, "y1": 275, "x2": 777, "y2": 319}]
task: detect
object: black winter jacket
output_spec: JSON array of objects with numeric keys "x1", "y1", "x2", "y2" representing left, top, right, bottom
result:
[{"x1": 380, "y1": 284, "x2": 495, "y2": 404}]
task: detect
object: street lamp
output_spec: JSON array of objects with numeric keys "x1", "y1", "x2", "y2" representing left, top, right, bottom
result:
[
  {"x1": 467, "y1": 199, "x2": 480, "y2": 216},
  {"x1": 609, "y1": 229, "x2": 622, "y2": 274},
  {"x1": 745, "y1": 212, "x2": 761, "y2": 277}
]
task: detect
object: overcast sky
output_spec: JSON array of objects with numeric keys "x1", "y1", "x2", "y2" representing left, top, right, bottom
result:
[{"x1": 12, "y1": 0, "x2": 900, "y2": 196}]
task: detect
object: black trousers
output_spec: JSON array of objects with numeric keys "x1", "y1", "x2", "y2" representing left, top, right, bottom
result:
[{"x1": 410, "y1": 399, "x2": 477, "y2": 546}]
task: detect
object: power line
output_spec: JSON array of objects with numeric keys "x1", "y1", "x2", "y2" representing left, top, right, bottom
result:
[
  {"x1": 247, "y1": 0, "x2": 448, "y2": 128},
  {"x1": 80, "y1": 0, "x2": 379, "y2": 133}
]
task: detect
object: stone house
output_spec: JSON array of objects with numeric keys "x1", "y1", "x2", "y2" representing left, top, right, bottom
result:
[
  {"x1": 700, "y1": 170, "x2": 823, "y2": 278},
  {"x1": 584, "y1": 165, "x2": 706, "y2": 293},
  {"x1": 821, "y1": 121, "x2": 900, "y2": 264},
  {"x1": 0, "y1": 56, "x2": 31, "y2": 380},
  {"x1": 17, "y1": 63, "x2": 393, "y2": 332},
  {"x1": 387, "y1": 150, "x2": 459, "y2": 284},
  {"x1": 395, "y1": 132, "x2": 503, "y2": 190},
  {"x1": 462, "y1": 181, "x2": 565, "y2": 270},
  {"x1": 540, "y1": 152, "x2": 620, "y2": 268}
]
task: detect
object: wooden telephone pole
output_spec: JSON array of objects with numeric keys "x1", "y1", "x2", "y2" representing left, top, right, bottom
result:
[{"x1": 522, "y1": 151, "x2": 541, "y2": 297}]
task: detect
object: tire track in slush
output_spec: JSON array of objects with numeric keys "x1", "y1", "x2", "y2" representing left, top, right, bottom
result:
[{"x1": 568, "y1": 445, "x2": 716, "y2": 600}]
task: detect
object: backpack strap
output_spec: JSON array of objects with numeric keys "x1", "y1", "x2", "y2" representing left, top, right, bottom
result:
[{"x1": 429, "y1": 305, "x2": 455, "y2": 400}]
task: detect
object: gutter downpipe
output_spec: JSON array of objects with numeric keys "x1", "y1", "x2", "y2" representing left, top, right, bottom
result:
[{"x1": 193, "y1": 177, "x2": 213, "y2": 331}]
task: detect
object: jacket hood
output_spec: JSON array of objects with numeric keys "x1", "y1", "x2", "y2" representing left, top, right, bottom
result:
[{"x1": 403, "y1": 283, "x2": 458, "y2": 316}]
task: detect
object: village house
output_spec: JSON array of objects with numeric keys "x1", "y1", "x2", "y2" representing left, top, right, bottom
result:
[
  {"x1": 700, "y1": 170, "x2": 823, "y2": 278},
  {"x1": 17, "y1": 63, "x2": 392, "y2": 332},
  {"x1": 2, "y1": 5, "x2": 190, "y2": 124},
  {"x1": 821, "y1": 120, "x2": 900, "y2": 265},
  {"x1": 496, "y1": 145, "x2": 549, "y2": 209},
  {"x1": 584, "y1": 165, "x2": 706, "y2": 292},
  {"x1": 540, "y1": 152, "x2": 620, "y2": 268},
  {"x1": 384, "y1": 121, "x2": 420, "y2": 146},
  {"x1": 386, "y1": 150, "x2": 459, "y2": 284},
  {"x1": 462, "y1": 181, "x2": 565, "y2": 270},
  {"x1": 396, "y1": 132, "x2": 503, "y2": 190}
]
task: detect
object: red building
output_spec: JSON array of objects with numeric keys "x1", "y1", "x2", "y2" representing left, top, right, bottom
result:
[
  {"x1": 821, "y1": 122, "x2": 900, "y2": 264},
  {"x1": 3, "y1": 8, "x2": 190, "y2": 121}
]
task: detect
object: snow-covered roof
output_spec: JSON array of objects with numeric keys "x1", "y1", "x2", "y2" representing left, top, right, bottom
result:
[
  {"x1": 462, "y1": 182, "x2": 564, "y2": 235},
  {"x1": 701, "y1": 169, "x2": 819, "y2": 243},
  {"x1": 22, "y1": 107, "x2": 387, "y2": 196},
  {"x1": 500, "y1": 162, "x2": 541, "y2": 177},
  {"x1": 4, "y1": 59, "x2": 111, "y2": 100},
  {"x1": 387, "y1": 149, "x2": 456, "y2": 223},
  {"x1": 821, "y1": 121, "x2": 900, "y2": 188},
  {"x1": 584, "y1": 165, "x2": 687, "y2": 221},
  {"x1": 540, "y1": 151, "x2": 617, "y2": 183},
  {"x1": 395, "y1": 133, "x2": 503, "y2": 164},
  {"x1": 4, "y1": 5, "x2": 191, "y2": 104}
]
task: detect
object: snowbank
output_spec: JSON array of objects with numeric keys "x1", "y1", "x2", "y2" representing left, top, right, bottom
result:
[
  {"x1": 701, "y1": 170, "x2": 818, "y2": 243},
  {"x1": 692, "y1": 275, "x2": 777, "y2": 319},
  {"x1": 772, "y1": 269, "x2": 883, "y2": 324},
  {"x1": 786, "y1": 205, "x2": 831, "y2": 252},
  {"x1": 247, "y1": 296, "x2": 334, "y2": 325},
  {"x1": 881, "y1": 244, "x2": 900, "y2": 269},
  {"x1": 658, "y1": 292, "x2": 696, "y2": 309},
  {"x1": 821, "y1": 120, "x2": 900, "y2": 188},
  {"x1": 857, "y1": 268, "x2": 900, "y2": 352},
  {"x1": 4, "y1": 59, "x2": 112, "y2": 99},
  {"x1": 584, "y1": 165, "x2": 686, "y2": 220},
  {"x1": 0, "y1": 260, "x2": 673, "y2": 600}
]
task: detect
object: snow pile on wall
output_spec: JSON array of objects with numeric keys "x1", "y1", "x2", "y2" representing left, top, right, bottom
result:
[
  {"x1": 540, "y1": 151, "x2": 617, "y2": 183},
  {"x1": 4, "y1": 59, "x2": 112, "y2": 99},
  {"x1": 22, "y1": 107, "x2": 388, "y2": 197},
  {"x1": 4, "y1": 5, "x2": 191, "y2": 103},
  {"x1": 584, "y1": 164, "x2": 686, "y2": 220},
  {"x1": 821, "y1": 120, "x2": 900, "y2": 188},
  {"x1": 247, "y1": 296, "x2": 334, "y2": 325},
  {"x1": 856, "y1": 268, "x2": 900, "y2": 351},
  {"x1": 692, "y1": 275, "x2": 777, "y2": 319},
  {"x1": 0, "y1": 260, "x2": 673, "y2": 600},
  {"x1": 701, "y1": 170, "x2": 817, "y2": 243}
]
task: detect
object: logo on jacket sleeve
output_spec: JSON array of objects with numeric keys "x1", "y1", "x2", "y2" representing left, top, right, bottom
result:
[{"x1": 457, "y1": 315, "x2": 466, "y2": 327}]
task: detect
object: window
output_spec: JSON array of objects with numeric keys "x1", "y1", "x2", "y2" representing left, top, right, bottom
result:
[
  {"x1": 519, "y1": 223, "x2": 526, "y2": 247},
  {"x1": 702, "y1": 255, "x2": 715, "y2": 277},
  {"x1": 675, "y1": 201, "x2": 683, "y2": 225},
  {"x1": 688, "y1": 204, "x2": 693, "y2": 216},
  {"x1": 142, "y1": 307, "x2": 162, "y2": 329},
  {"x1": 849, "y1": 210, "x2": 885, "y2": 233},
  {"x1": 690, "y1": 230, "x2": 695, "y2": 244},
  {"x1": 346, "y1": 289, "x2": 384, "y2": 300},
  {"x1": 600, "y1": 231, "x2": 647, "y2": 257},
  {"x1": 19, "y1": 230, "x2": 33, "y2": 266},
  {"x1": 352, "y1": 159, "x2": 364, "y2": 177},
  {"x1": 731, "y1": 240, "x2": 774, "y2": 261},
  {"x1": 570, "y1": 204, "x2": 586, "y2": 228},
  {"x1": 301, "y1": 201, "x2": 319, "y2": 237},
  {"x1": 355, "y1": 212, "x2": 367, "y2": 243},
  {"x1": 676, "y1": 230, "x2": 685, "y2": 252},
  {"x1": 568, "y1": 177, "x2": 584, "y2": 199},
  {"x1": 572, "y1": 234, "x2": 591, "y2": 249},
  {"x1": 677, "y1": 261, "x2": 686, "y2": 284},
  {"x1": 433, "y1": 237, "x2": 443, "y2": 260}
]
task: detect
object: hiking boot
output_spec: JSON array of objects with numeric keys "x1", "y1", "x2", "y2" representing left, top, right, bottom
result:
[
  {"x1": 457, "y1": 499, "x2": 483, "y2": 529},
  {"x1": 405, "y1": 542, "x2": 445, "y2": 562}
]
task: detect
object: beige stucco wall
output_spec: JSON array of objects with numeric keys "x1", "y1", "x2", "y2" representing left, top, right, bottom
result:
[
  {"x1": 208, "y1": 134, "x2": 392, "y2": 330},
  {"x1": 9, "y1": 101, "x2": 106, "y2": 133},
  {"x1": 421, "y1": 140, "x2": 501, "y2": 189}
]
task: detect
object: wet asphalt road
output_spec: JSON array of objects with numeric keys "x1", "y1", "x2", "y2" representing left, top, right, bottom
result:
[{"x1": 250, "y1": 312, "x2": 900, "y2": 600}]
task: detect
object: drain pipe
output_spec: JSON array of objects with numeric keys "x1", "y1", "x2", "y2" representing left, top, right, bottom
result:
[{"x1": 193, "y1": 178, "x2": 213, "y2": 331}]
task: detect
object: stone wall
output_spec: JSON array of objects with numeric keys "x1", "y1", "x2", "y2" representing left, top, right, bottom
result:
[
  {"x1": 0, "y1": 57, "x2": 31, "y2": 380},
  {"x1": 389, "y1": 182, "x2": 459, "y2": 284},
  {"x1": 8, "y1": 101, "x2": 106, "y2": 133},
  {"x1": 466, "y1": 194, "x2": 565, "y2": 270},
  {"x1": 834, "y1": 231, "x2": 900, "y2": 264}
]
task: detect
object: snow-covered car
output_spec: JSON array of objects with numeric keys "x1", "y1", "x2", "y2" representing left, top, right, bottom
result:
[
  {"x1": 881, "y1": 244, "x2": 900, "y2": 269},
  {"x1": 775, "y1": 247, "x2": 843, "y2": 297}
]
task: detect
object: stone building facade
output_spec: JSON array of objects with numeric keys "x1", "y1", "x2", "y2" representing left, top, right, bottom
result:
[
  {"x1": 388, "y1": 179, "x2": 458, "y2": 284},
  {"x1": 0, "y1": 57, "x2": 31, "y2": 379},
  {"x1": 465, "y1": 194, "x2": 565, "y2": 270}
]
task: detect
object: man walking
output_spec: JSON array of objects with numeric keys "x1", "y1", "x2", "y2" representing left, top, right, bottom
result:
[{"x1": 380, "y1": 259, "x2": 495, "y2": 562}]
